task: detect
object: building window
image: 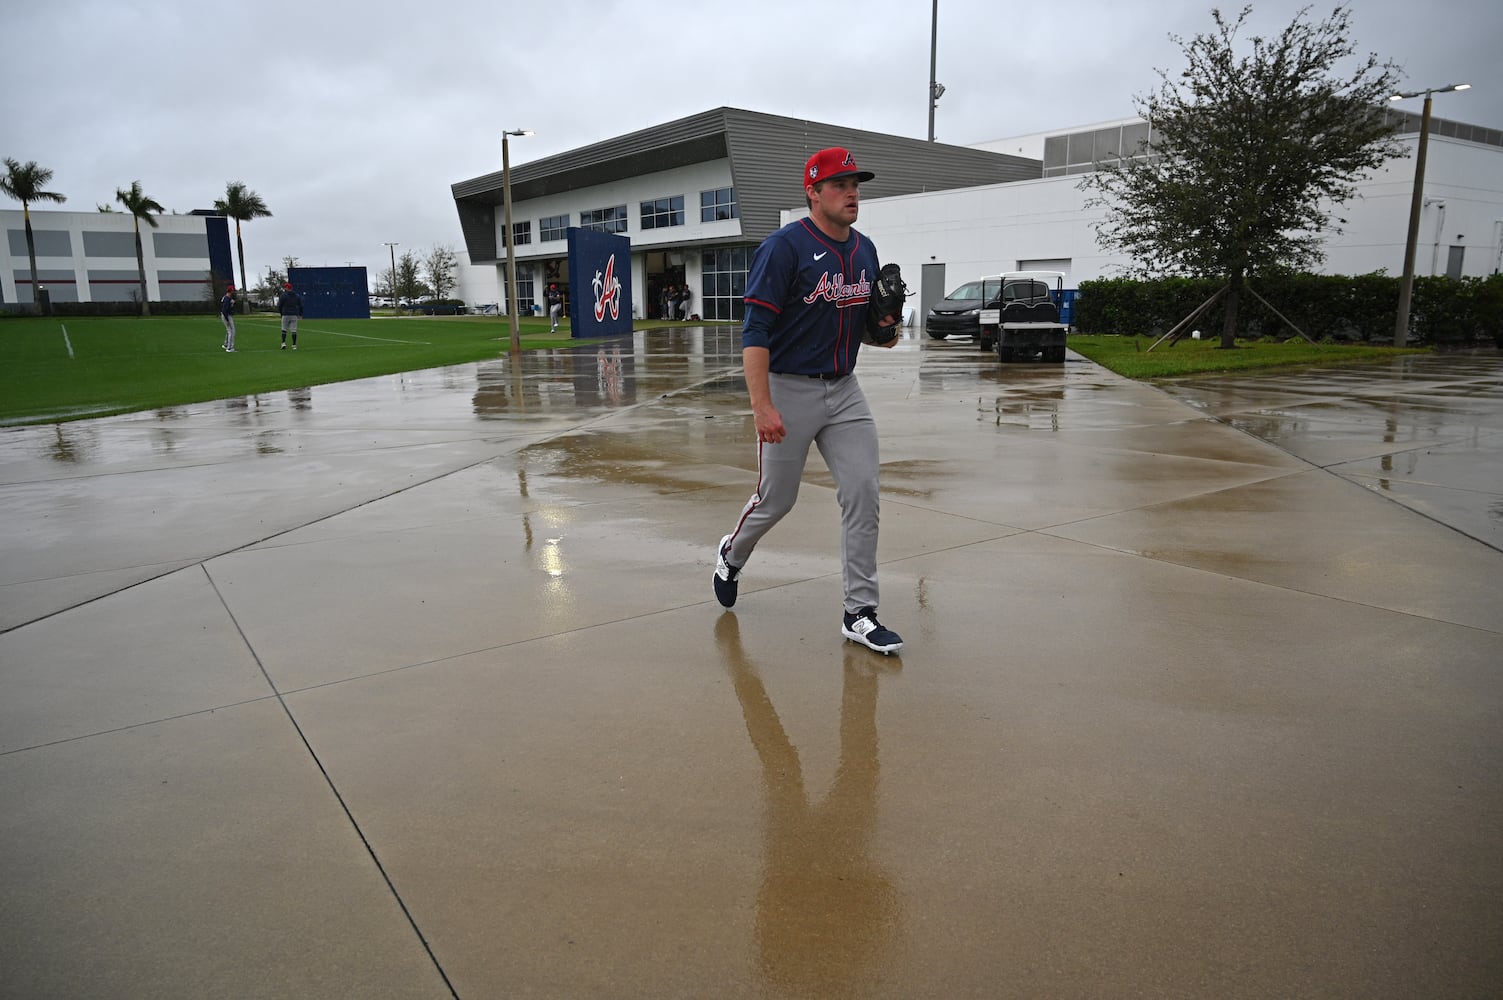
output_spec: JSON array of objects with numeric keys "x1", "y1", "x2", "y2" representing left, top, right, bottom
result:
[
  {"x1": 512, "y1": 220, "x2": 532, "y2": 246},
  {"x1": 640, "y1": 195, "x2": 684, "y2": 230},
  {"x1": 700, "y1": 246, "x2": 749, "y2": 322},
  {"x1": 1045, "y1": 122, "x2": 1163, "y2": 177},
  {"x1": 700, "y1": 187, "x2": 738, "y2": 223},
  {"x1": 509, "y1": 270, "x2": 536, "y2": 316},
  {"x1": 1043, "y1": 135, "x2": 1067, "y2": 173},
  {"x1": 581, "y1": 205, "x2": 628, "y2": 234},
  {"x1": 1120, "y1": 122, "x2": 1151, "y2": 157},
  {"x1": 540, "y1": 214, "x2": 569, "y2": 241}
]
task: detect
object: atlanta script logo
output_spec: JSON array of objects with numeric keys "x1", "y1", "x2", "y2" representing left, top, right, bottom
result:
[
  {"x1": 803, "y1": 269, "x2": 871, "y2": 307},
  {"x1": 592, "y1": 255, "x2": 623, "y2": 322}
]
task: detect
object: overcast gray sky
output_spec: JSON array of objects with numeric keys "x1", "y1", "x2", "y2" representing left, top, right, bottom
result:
[{"x1": 4, "y1": 0, "x2": 1498, "y2": 287}]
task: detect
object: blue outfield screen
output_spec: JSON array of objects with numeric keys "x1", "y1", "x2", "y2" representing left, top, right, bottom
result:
[{"x1": 288, "y1": 266, "x2": 371, "y2": 319}]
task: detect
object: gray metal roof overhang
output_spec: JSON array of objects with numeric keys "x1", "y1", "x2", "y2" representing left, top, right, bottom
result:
[
  {"x1": 452, "y1": 111, "x2": 737, "y2": 263},
  {"x1": 452, "y1": 112, "x2": 734, "y2": 205}
]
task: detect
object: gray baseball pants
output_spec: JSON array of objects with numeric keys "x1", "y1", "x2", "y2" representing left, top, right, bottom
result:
[{"x1": 722, "y1": 372, "x2": 881, "y2": 615}]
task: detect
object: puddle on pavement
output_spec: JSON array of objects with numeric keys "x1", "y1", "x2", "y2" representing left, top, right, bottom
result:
[{"x1": 518, "y1": 430, "x2": 729, "y2": 494}]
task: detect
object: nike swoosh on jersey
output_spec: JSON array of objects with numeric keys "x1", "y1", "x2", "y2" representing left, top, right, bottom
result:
[{"x1": 813, "y1": 252, "x2": 827, "y2": 261}]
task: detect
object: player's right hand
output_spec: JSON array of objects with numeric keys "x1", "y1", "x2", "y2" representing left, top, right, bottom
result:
[{"x1": 754, "y1": 405, "x2": 786, "y2": 444}]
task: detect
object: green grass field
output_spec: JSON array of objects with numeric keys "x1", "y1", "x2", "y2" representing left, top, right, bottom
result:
[
  {"x1": 0, "y1": 314, "x2": 616, "y2": 426},
  {"x1": 0, "y1": 316, "x2": 1438, "y2": 427},
  {"x1": 1067, "y1": 334, "x2": 1429, "y2": 379}
]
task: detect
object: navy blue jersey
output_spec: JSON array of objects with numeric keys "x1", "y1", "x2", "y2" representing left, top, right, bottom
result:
[
  {"x1": 220, "y1": 292, "x2": 234, "y2": 318},
  {"x1": 742, "y1": 217, "x2": 880, "y2": 376}
]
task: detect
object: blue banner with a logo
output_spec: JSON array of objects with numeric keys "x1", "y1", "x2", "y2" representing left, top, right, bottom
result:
[{"x1": 566, "y1": 228, "x2": 632, "y2": 338}]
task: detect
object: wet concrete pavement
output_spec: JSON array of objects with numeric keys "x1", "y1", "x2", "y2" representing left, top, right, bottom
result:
[{"x1": 2, "y1": 330, "x2": 1500, "y2": 998}]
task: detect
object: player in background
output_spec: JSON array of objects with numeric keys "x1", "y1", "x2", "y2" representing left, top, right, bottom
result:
[
  {"x1": 712, "y1": 146, "x2": 904, "y2": 654},
  {"x1": 220, "y1": 284, "x2": 237, "y2": 352},
  {"x1": 278, "y1": 281, "x2": 303, "y2": 350},
  {"x1": 546, "y1": 283, "x2": 563, "y2": 331}
]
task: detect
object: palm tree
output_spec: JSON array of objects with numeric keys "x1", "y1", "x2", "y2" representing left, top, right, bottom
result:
[
  {"x1": 115, "y1": 181, "x2": 165, "y2": 316},
  {"x1": 213, "y1": 181, "x2": 271, "y2": 312},
  {"x1": 1, "y1": 158, "x2": 67, "y2": 313}
]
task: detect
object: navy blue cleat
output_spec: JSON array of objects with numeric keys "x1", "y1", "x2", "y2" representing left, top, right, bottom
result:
[
  {"x1": 714, "y1": 534, "x2": 741, "y2": 608},
  {"x1": 842, "y1": 607, "x2": 903, "y2": 654}
]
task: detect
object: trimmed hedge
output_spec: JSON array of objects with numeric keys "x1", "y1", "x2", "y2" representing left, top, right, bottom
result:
[
  {"x1": 400, "y1": 298, "x2": 468, "y2": 316},
  {"x1": 1075, "y1": 273, "x2": 1503, "y2": 345}
]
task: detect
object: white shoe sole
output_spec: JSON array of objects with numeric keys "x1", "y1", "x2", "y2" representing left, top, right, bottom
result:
[{"x1": 842, "y1": 626, "x2": 903, "y2": 655}]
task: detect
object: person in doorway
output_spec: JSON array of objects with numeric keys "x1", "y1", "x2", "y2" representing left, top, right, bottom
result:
[
  {"x1": 220, "y1": 285, "x2": 237, "y2": 352},
  {"x1": 712, "y1": 147, "x2": 904, "y2": 654},
  {"x1": 678, "y1": 283, "x2": 693, "y2": 320},
  {"x1": 277, "y1": 280, "x2": 303, "y2": 350},
  {"x1": 546, "y1": 283, "x2": 563, "y2": 331}
]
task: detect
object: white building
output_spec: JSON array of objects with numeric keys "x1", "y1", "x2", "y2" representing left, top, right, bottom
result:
[
  {"x1": 857, "y1": 119, "x2": 1503, "y2": 305},
  {"x1": 452, "y1": 107, "x2": 1503, "y2": 322},
  {"x1": 1, "y1": 209, "x2": 234, "y2": 308}
]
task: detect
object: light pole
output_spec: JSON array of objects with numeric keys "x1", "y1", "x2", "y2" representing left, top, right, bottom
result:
[
  {"x1": 383, "y1": 241, "x2": 398, "y2": 309},
  {"x1": 502, "y1": 128, "x2": 534, "y2": 354},
  {"x1": 927, "y1": 0, "x2": 943, "y2": 142},
  {"x1": 1390, "y1": 83, "x2": 1470, "y2": 346}
]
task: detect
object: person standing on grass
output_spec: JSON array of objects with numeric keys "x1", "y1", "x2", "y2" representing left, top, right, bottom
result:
[
  {"x1": 220, "y1": 285, "x2": 237, "y2": 352},
  {"x1": 546, "y1": 283, "x2": 563, "y2": 332},
  {"x1": 278, "y1": 281, "x2": 303, "y2": 350}
]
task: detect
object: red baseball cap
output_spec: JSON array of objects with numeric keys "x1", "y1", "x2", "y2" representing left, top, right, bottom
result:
[
  {"x1": 283, "y1": 281, "x2": 292, "y2": 289},
  {"x1": 804, "y1": 147, "x2": 874, "y2": 189}
]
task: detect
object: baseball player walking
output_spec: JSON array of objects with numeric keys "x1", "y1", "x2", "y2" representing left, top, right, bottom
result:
[
  {"x1": 546, "y1": 283, "x2": 563, "y2": 331},
  {"x1": 713, "y1": 146, "x2": 904, "y2": 654}
]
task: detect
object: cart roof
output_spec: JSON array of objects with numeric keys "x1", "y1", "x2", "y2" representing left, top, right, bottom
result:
[{"x1": 997, "y1": 270, "x2": 1066, "y2": 283}]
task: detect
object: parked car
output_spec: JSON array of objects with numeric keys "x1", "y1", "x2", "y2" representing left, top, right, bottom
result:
[{"x1": 925, "y1": 279, "x2": 991, "y2": 339}]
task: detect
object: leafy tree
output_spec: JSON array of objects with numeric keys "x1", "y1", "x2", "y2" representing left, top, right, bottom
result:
[
  {"x1": 425, "y1": 245, "x2": 459, "y2": 301},
  {"x1": 1, "y1": 158, "x2": 67, "y2": 313},
  {"x1": 1081, "y1": 5, "x2": 1402, "y2": 348},
  {"x1": 213, "y1": 181, "x2": 272, "y2": 312},
  {"x1": 254, "y1": 265, "x2": 287, "y2": 306},
  {"x1": 115, "y1": 180, "x2": 165, "y2": 316},
  {"x1": 396, "y1": 250, "x2": 429, "y2": 302}
]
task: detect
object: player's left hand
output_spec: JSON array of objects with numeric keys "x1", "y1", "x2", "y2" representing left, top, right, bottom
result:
[
  {"x1": 870, "y1": 316, "x2": 899, "y2": 347},
  {"x1": 864, "y1": 263, "x2": 907, "y2": 346}
]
